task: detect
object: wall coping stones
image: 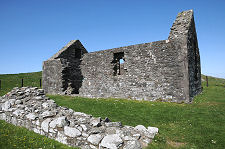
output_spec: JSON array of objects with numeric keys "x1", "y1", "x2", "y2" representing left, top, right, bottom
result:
[{"x1": 0, "y1": 87, "x2": 158, "y2": 148}]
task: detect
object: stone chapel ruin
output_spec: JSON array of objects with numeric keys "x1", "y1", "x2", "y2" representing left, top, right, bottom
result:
[{"x1": 43, "y1": 10, "x2": 202, "y2": 103}]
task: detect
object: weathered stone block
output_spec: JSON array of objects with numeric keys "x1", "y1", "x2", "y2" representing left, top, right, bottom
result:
[{"x1": 64, "y1": 126, "x2": 82, "y2": 137}]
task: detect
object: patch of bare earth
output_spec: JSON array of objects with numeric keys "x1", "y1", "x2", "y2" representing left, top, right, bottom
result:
[
  {"x1": 167, "y1": 140, "x2": 186, "y2": 148},
  {"x1": 199, "y1": 101, "x2": 223, "y2": 106}
]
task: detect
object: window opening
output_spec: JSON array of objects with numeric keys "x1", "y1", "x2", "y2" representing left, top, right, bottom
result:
[
  {"x1": 75, "y1": 49, "x2": 81, "y2": 59},
  {"x1": 120, "y1": 59, "x2": 124, "y2": 64},
  {"x1": 112, "y1": 52, "x2": 125, "y2": 75},
  {"x1": 194, "y1": 50, "x2": 198, "y2": 81},
  {"x1": 193, "y1": 41, "x2": 198, "y2": 81}
]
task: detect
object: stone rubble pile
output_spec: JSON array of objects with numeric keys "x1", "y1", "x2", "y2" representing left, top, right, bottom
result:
[{"x1": 0, "y1": 87, "x2": 158, "y2": 149}]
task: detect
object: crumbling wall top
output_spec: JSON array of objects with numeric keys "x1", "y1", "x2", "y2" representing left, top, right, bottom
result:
[
  {"x1": 169, "y1": 10, "x2": 194, "y2": 40},
  {"x1": 49, "y1": 40, "x2": 87, "y2": 60}
]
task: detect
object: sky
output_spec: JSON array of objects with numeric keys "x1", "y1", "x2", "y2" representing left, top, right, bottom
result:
[{"x1": 0, "y1": 0, "x2": 225, "y2": 78}]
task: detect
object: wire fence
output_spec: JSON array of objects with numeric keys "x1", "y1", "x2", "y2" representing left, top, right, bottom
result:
[{"x1": 0, "y1": 78, "x2": 42, "y2": 90}]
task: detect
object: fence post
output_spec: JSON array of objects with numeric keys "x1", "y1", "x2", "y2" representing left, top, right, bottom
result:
[
  {"x1": 40, "y1": 79, "x2": 42, "y2": 88},
  {"x1": 21, "y1": 78, "x2": 24, "y2": 87},
  {"x1": 206, "y1": 76, "x2": 208, "y2": 87},
  {"x1": 0, "y1": 80, "x2": 1, "y2": 90}
]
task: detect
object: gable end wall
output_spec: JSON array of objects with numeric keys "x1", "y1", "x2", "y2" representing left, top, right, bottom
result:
[{"x1": 42, "y1": 10, "x2": 201, "y2": 103}]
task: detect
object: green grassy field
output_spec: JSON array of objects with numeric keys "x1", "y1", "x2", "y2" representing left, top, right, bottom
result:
[
  {"x1": 0, "y1": 120, "x2": 76, "y2": 149},
  {"x1": 0, "y1": 71, "x2": 42, "y2": 96},
  {"x1": 0, "y1": 72, "x2": 225, "y2": 149}
]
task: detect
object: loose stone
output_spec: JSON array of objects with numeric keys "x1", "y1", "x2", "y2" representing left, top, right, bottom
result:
[{"x1": 0, "y1": 87, "x2": 158, "y2": 148}]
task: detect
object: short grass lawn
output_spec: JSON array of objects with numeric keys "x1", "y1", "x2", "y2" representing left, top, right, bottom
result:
[
  {"x1": 0, "y1": 71, "x2": 42, "y2": 96},
  {"x1": 0, "y1": 73, "x2": 225, "y2": 149},
  {"x1": 48, "y1": 75, "x2": 225, "y2": 149},
  {"x1": 0, "y1": 120, "x2": 77, "y2": 149}
]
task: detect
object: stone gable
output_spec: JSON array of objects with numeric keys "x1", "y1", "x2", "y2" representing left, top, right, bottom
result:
[{"x1": 42, "y1": 10, "x2": 202, "y2": 103}]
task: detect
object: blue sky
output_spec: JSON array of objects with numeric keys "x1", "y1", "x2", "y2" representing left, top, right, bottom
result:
[{"x1": 0, "y1": 0, "x2": 225, "y2": 78}]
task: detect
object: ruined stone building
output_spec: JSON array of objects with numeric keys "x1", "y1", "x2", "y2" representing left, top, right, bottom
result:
[{"x1": 42, "y1": 10, "x2": 201, "y2": 103}]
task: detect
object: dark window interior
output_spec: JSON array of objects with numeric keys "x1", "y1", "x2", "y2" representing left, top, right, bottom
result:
[
  {"x1": 75, "y1": 49, "x2": 81, "y2": 59},
  {"x1": 112, "y1": 52, "x2": 125, "y2": 75},
  {"x1": 194, "y1": 41, "x2": 198, "y2": 81},
  {"x1": 194, "y1": 50, "x2": 198, "y2": 81}
]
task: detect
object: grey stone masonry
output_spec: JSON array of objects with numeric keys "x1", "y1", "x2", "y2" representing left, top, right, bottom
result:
[
  {"x1": 0, "y1": 87, "x2": 158, "y2": 149},
  {"x1": 43, "y1": 40, "x2": 88, "y2": 95},
  {"x1": 42, "y1": 10, "x2": 201, "y2": 103}
]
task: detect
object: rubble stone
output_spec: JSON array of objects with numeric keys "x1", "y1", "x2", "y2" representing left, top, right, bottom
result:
[
  {"x1": 87, "y1": 134, "x2": 103, "y2": 145},
  {"x1": 64, "y1": 126, "x2": 82, "y2": 137},
  {"x1": 0, "y1": 87, "x2": 158, "y2": 148},
  {"x1": 101, "y1": 134, "x2": 123, "y2": 149}
]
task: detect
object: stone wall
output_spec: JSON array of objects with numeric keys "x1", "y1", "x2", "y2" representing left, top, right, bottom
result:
[
  {"x1": 42, "y1": 10, "x2": 201, "y2": 103},
  {"x1": 80, "y1": 40, "x2": 187, "y2": 102},
  {"x1": 43, "y1": 40, "x2": 88, "y2": 95},
  {"x1": 187, "y1": 16, "x2": 202, "y2": 99},
  {"x1": 0, "y1": 87, "x2": 158, "y2": 149},
  {"x1": 168, "y1": 10, "x2": 202, "y2": 101}
]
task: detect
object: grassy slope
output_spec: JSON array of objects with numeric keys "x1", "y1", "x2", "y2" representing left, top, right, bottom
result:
[
  {"x1": 0, "y1": 72, "x2": 225, "y2": 148},
  {"x1": 0, "y1": 71, "x2": 77, "y2": 149},
  {"x1": 49, "y1": 76, "x2": 225, "y2": 149},
  {"x1": 0, "y1": 71, "x2": 42, "y2": 96},
  {"x1": 0, "y1": 120, "x2": 75, "y2": 149}
]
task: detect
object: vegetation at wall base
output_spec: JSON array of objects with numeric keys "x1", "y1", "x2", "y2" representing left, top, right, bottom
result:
[
  {"x1": 0, "y1": 120, "x2": 77, "y2": 149},
  {"x1": 0, "y1": 72, "x2": 225, "y2": 148}
]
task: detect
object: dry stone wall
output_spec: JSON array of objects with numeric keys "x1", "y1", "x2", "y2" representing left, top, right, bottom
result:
[{"x1": 0, "y1": 87, "x2": 158, "y2": 149}]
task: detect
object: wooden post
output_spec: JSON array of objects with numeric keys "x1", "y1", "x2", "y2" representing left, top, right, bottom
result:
[
  {"x1": 21, "y1": 78, "x2": 24, "y2": 87},
  {"x1": 40, "y1": 79, "x2": 42, "y2": 88},
  {"x1": 206, "y1": 76, "x2": 208, "y2": 87}
]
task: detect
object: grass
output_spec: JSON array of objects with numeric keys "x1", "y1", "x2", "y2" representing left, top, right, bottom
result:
[
  {"x1": 0, "y1": 71, "x2": 42, "y2": 96},
  {"x1": 0, "y1": 72, "x2": 225, "y2": 148},
  {"x1": 0, "y1": 72, "x2": 78, "y2": 149},
  {"x1": 0, "y1": 120, "x2": 76, "y2": 149}
]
